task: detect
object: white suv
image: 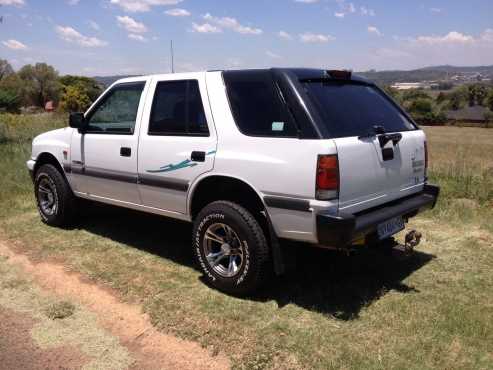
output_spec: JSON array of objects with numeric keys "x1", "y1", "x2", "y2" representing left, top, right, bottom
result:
[{"x1": 27, "y1": 68, "x2": 439, "y2": 295}]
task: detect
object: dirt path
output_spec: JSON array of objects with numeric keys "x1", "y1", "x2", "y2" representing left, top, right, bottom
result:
[{"x1": 0, "y1": 240, "x2": 230, "y2": 370}]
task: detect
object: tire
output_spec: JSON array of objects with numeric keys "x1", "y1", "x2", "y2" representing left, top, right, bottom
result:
[
  {"x1": 34, "y1": 164, "x2": 76, "y2": 227},
  {"x1": 192, "y1": 201, "x2": 271, "y2": 296}
]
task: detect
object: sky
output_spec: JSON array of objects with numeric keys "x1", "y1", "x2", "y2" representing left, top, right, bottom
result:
[{"x1": 0, "y1": 0, "x2": 492, "y2": 76}]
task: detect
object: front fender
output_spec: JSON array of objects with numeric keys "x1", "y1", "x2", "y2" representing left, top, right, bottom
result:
[{"x1": 31, "y1": 127, "x2": 73, "y2": 167}]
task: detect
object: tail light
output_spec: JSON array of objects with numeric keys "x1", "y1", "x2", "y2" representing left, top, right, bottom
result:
[
  {"x1": 316, "y1": 154, "x2": 339, "y2": 200},
  {"x1": 424, "y1": 141, "x2": 428, "y2": 177}
]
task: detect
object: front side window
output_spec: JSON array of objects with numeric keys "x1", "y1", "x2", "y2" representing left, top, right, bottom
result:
[
  {"x1": 223, "y1": 70, "x2": 298, "y2": 138},
  {"x1": 148, "y1": 80, "x2": 209, "y2": 136},
  {"x1": 86, "y1": 82, "x2": 145, "y2": 134}
]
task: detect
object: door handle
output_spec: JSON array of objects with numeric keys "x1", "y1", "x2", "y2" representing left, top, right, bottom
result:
[
  {"x1": 191, "y1": 151, "x2": 206, "y2": 162},
  {"x1": 120, "y1": 147, "x2": 131, "y2": 157}
]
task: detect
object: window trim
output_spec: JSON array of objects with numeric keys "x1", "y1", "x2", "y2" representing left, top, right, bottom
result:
[
  {"x1": 84, "y1": 81, "x2": 146, "y2": 136},
  {"x1": 147, "y1": 79, "x2": 210, "y2": 137},
  {"x1": 222, "y1": 71, "x2": 300, "y2": 139}
]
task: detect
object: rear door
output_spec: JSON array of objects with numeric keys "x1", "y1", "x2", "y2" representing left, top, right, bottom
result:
[
  {"x1": 303, "y1": 81, "x2": 426, "y2": 213},
  {"x1": 137, "y1": 74, "x2": 217, "y2": 214}
]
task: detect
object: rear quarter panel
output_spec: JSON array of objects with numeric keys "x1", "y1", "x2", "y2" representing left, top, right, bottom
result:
[{"x1": 203, "y1": 72, "x2": 337, "y2": 242}]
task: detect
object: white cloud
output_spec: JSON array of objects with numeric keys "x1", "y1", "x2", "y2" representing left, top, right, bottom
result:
[
  {"x1": 116, "y1": 15, "x2": 147, "y2": 33},
  {"x1": 293, "y1": 0, "x2": 319, "y2": 3},
  {"x1": 67, "y1": 0, "x2": 80, "y2": 5},
  {"x1": 299, "y1": 32, "x2": 335, "y2": 43},
  {"x1": 191, "y1": 22, "x2": 222, "y2": 34},
  {"x1": 360, "y1": 6, "x2": 375, "y2": 16},
  {"x1": 88, "y1": 20, "x2": 100, "y2": 31},
  {"x1": 368, "y1": 26, "x2": 382, "y2": 36},
  {"x1": 266, "y1": 50, "x2": 282, "y2": 59},
  {"x1": 481, "y1": 29, "x2": 493, "y2": 42},
  {"x1": 110, "y1": 0, "x2": 182, "y2": 12},
  {"x1": 2, "y1": 39, "x2": 28, "y2": 50},
  {"x1": 370, "y1": 29, "x2": 493, "y2": 70},
  {"x1": 278, "y1": 30, "x2": 293, "y2": 40},
  {"x1": 128, "y1": 33, "x2": 147, "y2": 42},
  {"x1": 203, "y1": 13, "x2": 262, "y2": 35},
  {"x1": 0, "y1": 0, "x2": 24, "y2": 6},
  {"x1": 165, "y1": 8, "x2": 190, "y2": 16},
  {"x1": 334, "y1": 0, "x2": 356, "y2": 18},
  {"x1": 55, "y1": 25, "x2": 108, "y2": 47},
  {"x1": 415, "y1": 31, "x2": 474, "y2": 45},
  {"x1": 430, "y1": 8, "x2": 442, "y2": 13}
]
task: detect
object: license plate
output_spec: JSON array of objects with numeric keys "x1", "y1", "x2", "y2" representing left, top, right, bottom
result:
[{"x1": 377, "y1": 216, "x2": 405, "y2": 240}]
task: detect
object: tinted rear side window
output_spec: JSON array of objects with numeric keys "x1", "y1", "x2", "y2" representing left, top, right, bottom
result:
[
  {"x1": 223, "y1": 71, "x2": 298, "y2": 137},
  {"x1": 303, "y1": 81, "x2": 415, "y2": 138},
  {"x1": 149, "y1": 80, "x2": 209, "y2": 136}
]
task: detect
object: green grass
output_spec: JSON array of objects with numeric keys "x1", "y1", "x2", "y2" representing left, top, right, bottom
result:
[{"x1": 0, "y1": 113, "x2": 492, "y2": 369}]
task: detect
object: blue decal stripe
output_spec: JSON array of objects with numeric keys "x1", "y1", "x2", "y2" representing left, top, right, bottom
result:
[{"x1": 146, "y1": 149, "x2": 216, "y2": 173}]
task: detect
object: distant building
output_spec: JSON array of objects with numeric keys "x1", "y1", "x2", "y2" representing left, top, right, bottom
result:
[
  {"x1": 45, "y1": 101, "x2": 55, "y2": 112},
  {"x1": 391, "y1": 82, "x2": 438, "y2": 90}
]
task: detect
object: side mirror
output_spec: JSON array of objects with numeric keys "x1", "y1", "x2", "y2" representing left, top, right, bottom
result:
[{"x1": 69, "y1": 112, "x2": 86, "y2": 132}]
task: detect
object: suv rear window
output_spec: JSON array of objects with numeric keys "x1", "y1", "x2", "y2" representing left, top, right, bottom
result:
[
  {"x1": 223, "y1": 71, "x2": 298, "y2": 138},
  {"x1": 302, "y1": 81, "x2": 416, "y2": 138}
]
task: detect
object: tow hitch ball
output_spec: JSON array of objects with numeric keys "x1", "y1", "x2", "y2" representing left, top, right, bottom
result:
[{"x1": 404, "y1": 230, "x2": 422, "y2": 253}]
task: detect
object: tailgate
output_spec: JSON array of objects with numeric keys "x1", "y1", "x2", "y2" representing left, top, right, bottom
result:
[{"x1": 335, "y1": 130, "x2": 426, "y2": 213}]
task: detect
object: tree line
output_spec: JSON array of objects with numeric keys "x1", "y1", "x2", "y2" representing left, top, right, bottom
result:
[
  {"x1": 0, "y1": 59, "x2": 103, "y2": 113},
  {"x1": 383, "y1": 83, "x2": 493, "y2": 125},
  {"x1": 2, "y1": 59, "x2": 493, "y2": 125}
]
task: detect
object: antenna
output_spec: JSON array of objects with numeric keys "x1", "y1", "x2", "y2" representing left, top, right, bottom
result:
[{"x1": 170, "y1": 40, "x2": 174, "y2": 73}]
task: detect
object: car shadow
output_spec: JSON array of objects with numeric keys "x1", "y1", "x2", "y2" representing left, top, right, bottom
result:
[{"x1": 76, "y1": 202, "x2": 435, "y2": 320}]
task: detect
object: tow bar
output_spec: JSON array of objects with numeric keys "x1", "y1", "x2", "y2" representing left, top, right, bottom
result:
[
  {"x1": 404, "y1": 230, "x2": 422, "y2": 253},
  {"x1": 385, "y1": 229, "x2": 422, "y2": 258}
]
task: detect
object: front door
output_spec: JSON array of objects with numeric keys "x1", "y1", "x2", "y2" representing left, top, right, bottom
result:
[
  {"x1": 70, "y1": 80, "x2": 148, "y2": 204},
  {"x1": 138, "y1": 75, "x2": 217, "y2": 214}
]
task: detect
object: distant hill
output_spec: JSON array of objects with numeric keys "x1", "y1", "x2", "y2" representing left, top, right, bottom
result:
[
  {"x1": 357, "y1": 65, "x2": 493, "y2": 85},
  {"x1": 92, "y1": 65, "x2": 493, "y2": 87}
]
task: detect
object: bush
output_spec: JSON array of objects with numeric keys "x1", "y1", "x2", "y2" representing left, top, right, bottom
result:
[
  {"x1": 59, "y1": 85, "x2": 92, "y2": 112},
  {"x1": 0, "y1": 89, "x2": 21, "y2": 113}
]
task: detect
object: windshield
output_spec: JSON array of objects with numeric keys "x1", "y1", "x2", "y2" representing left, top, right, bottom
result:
[{"x1": 302, "y1": 81, "x2": 416, "y2": 138}]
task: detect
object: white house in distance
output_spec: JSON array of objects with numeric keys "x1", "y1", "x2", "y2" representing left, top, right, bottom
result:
[{"x1": 391, "y1": 82, "x2": 439, "y2": 90}]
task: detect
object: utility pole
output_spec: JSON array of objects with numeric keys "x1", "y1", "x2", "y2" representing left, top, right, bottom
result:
[{"x1": 170, "y1": 40, "x2": 174, "y2": 73}]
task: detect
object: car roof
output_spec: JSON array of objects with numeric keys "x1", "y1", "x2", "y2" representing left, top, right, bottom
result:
[{"x1": 113, "y1": 68, "x2": 372, "y2": 85}]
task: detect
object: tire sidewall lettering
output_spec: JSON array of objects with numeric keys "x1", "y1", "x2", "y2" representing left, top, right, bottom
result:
[{"x1": 194, "y1": 211, "x2": 251, "y2": 286}]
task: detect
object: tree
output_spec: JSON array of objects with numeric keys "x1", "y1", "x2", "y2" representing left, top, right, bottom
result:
[
  {"x1": 436, "y1": 92, "x2": 447, "y2": 105},
  {"x1": 0, "y1": 59, "x2": 14, "y2": 81},
  {"x1": 382, "y1": 85, "x2": 401, "y2": 103},
  {"x1": 409, "y1": 98, "x2": 433, "y2": 115},
  {"x1": 59, "y1": 85, "x2": 92, "y2": 112},
  {"x1": 486, "y1": 90, "x2": 493, "y2": 112},
  {"x1": 18, "y1": 63, "x2": 61, "y2": 107},
  {"x1": 59, "y1": 75, "x2": 103, "y2": 102},
  {"x1": 0, "y1": 65, "x2": 22, "y2": 112},
  {"x1": 402, "y1": 89, "x2": 431, "y2": 102},
  {"x1": 474, "y1": 84, "x2": 488, "y2": 106},
  {"x1": 0, "y1": 89, "x2": 21, "y2": 113}
]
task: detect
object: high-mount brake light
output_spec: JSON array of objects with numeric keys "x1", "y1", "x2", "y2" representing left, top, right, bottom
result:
[
  {"x1": 316, "y1": 155, "x2": 339, "y2": 200},
  {"x1": 326, "y1": 70, "x2": 352, "y2": 80}
]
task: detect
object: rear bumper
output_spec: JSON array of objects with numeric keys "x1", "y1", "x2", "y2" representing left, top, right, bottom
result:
[{"x1": 316, "y1": 184, "x2": 440, "y2": 247}]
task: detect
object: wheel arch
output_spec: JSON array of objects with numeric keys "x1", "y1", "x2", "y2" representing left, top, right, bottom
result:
[
  {"x1": 188, "y1": 174, "x2": 267, "y2": 221},
  {"x1": 34, "y1": 152, "x2": 67, "y2": 180}
]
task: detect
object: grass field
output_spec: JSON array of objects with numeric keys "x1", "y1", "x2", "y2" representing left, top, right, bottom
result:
[{"x1": 0, "y1": 113, "x2": 492, "y2": 369}]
